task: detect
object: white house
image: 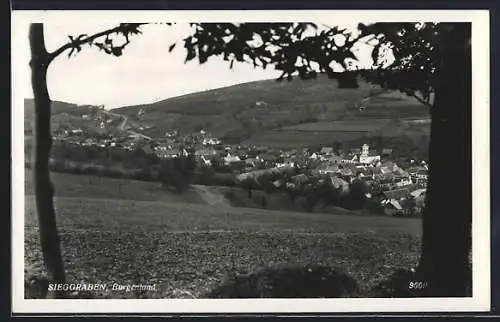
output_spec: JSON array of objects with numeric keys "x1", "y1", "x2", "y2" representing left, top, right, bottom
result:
[
  {"x1": 272, "y1": 180, "x2": 282, "y2": 188},
  {"x1": 276, "y1": 160, "x2": 295, "y2": 168},
  {"x1": 380, "y1": 166, "x2": 393, "y2": 174},
  {"x1": 224, "y1": 153, "x2": 241, "y2": 165},
  {"x1": 410, "y1": 188, "x2": 426, "y2": 199},
  {"x1": 416, "y1": 170, "x2": 428, "y2": 180},
  {"x1": 381, "y1": 199, "x2": 404, "y2": 216},
  {"x1": 203, "y1": 138, "x2": 220, "y2": 145},
  {"x1": 318, "y1": 164, "x2": 340, "y2": 175},
  {"x1": 309, "y1": 152, "x2": 320, "y2": 160},
  {"x1": 395, "y1": 177, "x2": 413, "y2": 188},
  {"x1": 341, "y1": 155, "x2": 358, "y2": 164},
  {"x1": 359, "y1": 155, "x2": 381, "y2": 165},
  {"x1": 195, "y1": 148, "x2": 217, "y2": 157},
  {"x1": 200, "y1": 155, "x2": 212, "y2": 166}
]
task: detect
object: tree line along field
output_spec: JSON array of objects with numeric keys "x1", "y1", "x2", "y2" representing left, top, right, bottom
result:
[{"x1": 24, "y1": 170, "x2": 422, "y2": 298}]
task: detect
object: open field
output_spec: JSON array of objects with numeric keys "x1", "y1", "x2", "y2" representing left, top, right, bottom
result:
[
  {"x1": 282, "y1": 119, "x2": 394, "y2": 132},
  {"x1": 25, "y1": 170, "x2": 206, "y2": 204},
  {"x1": 24, "y1": 171, "x2": 422, "y2": 298},
  {"x1": 24, "y1": 196, "x2": 421, "y2": 298},
  {"x1": 23, "y1": 171, "x2": 382, "y2": 216},
  {"x1": 245, "y1": 117, "x2": 430, "y2": 148}
]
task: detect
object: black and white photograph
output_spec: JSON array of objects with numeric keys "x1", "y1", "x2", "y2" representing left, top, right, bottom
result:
[{"x1": 11, "y1": 10, "x2": 490, "y2": 313}]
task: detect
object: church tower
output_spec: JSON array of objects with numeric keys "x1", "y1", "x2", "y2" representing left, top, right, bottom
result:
[{"x1": 361, "y1": 144, "x2": 369, "y2": 157}]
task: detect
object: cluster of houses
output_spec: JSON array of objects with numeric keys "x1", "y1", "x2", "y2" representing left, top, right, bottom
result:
[
  {"x1": 52, "y1": 129, "x2": 109, "y2": 147},
  {"x1": 80, "y1": 105, "x2": 115, "y2": 129},
  {"x1": 381, "y1": 187, "x2": 427, "y2": 216},
  {"x1": 52, "y1": 128, "x2": 137, "y2": 149},
  {"x1": 49, "y1": 124, "x2": 428, "y2": 216},
  {"x1": 179, "y1": 138, "x2": 429, "y2": 216},
  {"x1": 310, "y1": 145, "x2": 428, "y2": 216}
]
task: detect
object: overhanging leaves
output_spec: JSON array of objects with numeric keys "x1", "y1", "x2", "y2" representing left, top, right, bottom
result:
[{"x1": 179, "y1": 22, "x2": 444, "y2": 101}]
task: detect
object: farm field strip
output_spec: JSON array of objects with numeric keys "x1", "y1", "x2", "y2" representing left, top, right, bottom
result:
[
  {"x1": 24, "y1": 171, "x2": 422, "y2": 298},
  {"x1": 24, "y1": 195, "x2": 421, "y2": 235},
  {"x1": 25, "y1": 225, "x2": 421, "y2": 299}
]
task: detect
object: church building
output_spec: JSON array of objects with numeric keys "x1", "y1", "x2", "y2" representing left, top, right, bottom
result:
[{"x1": 358, "y1": 144, "x2": 381, "y2": 165}]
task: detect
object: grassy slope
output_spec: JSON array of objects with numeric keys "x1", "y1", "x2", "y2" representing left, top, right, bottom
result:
[
  {"x1": 24, "y1": 99, "x2": 112, "y2": 134},
  {"x1": 24, "y1": 172, "x2": 421, "y2": 298},
  {"x1": 24, "y1": 76, "x2": 429, "y2": 147},
  {"x1": 25, "y1": 171, "x2": 207, "y2": 204},
  {"x1": 244, "y1": 119, "x2": 430, "y2": 148},
  {"x1": 111, "y1": 75, "x2": 430, "y2": 144}
]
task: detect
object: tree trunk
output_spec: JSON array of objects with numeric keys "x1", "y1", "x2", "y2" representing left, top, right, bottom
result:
[
  {"x1": 29, "y1": 23, "x2": 67, "y2": 298},
  {"x1": 418, "y1": 23, "x2": 472, "y2": 297}
]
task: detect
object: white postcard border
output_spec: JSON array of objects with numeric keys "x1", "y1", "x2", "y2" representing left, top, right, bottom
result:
[{"x1": 11, "y1": 9, "x2": 491, "y2": 313}]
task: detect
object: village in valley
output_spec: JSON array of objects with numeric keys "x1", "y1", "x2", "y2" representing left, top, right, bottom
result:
[{"x1": 45, "y1": 104, "x2": 429, "y2": 218}]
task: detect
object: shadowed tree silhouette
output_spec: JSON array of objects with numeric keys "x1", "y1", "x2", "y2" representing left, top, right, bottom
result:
[
  {"x1": 29, "y1": 22, "x2": 471, "y2": 298},
  {"x1": 177, "y1": 22, "x2": 472, "y2": 297},
  {"x1": 205, "y1": 263, "x2": 360, "y2": 298},
  {"x1": 28, "y1": 23, "x2": 146, "y2": 298}
]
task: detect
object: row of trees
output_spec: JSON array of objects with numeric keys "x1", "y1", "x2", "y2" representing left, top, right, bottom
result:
[
  {"x1": 158, "y1": 154, "x2": 198, "y2": 193},
  {"x1": 49, "y1": 141, "x2": 199, "y2": 190},
  {"x1": 49, "y1": 142, "x2": 160, "y2": 168},
  {"x1": 38, "y1": 138, "x2": 243, "y2": 192},
  {"x1": 290, "y1": 178, "x2": 368, "y2": 212}
]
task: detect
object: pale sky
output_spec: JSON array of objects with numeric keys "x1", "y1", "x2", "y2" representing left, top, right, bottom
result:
[{"x1": 21, "y1": 22, "x2": 379, "y2": 109}]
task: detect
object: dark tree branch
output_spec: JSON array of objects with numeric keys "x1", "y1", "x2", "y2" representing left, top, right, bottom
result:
[
  {"x1": 409, "y1": 92, "x2": 434, "y2": 108},
  {"x1": 48, "y1": 23, "x2": 147, "y2": 62}
]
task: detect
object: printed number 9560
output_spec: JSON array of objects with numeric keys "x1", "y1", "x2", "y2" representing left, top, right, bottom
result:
[{"x1": 409, "y1": 281, "x2": 429, "y2": 289}]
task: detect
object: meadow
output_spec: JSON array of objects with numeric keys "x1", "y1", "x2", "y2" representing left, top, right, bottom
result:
[
  {"x1": 244, "y1": 118, "x2": 430, "y2": 148},
  {"x1": 24, "y1": 171, "x2": 422, "y2": 298}
]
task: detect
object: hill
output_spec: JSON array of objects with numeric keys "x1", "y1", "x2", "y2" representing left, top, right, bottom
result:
[
  {"x1": 24, "y1": 99, "x2": 123, "y2": 136},
  {"x1": 111, "y1": 75, "x2": 430, "y2": 145},
  {"x1": 24, "y1": 75, "x2": 431, "y2": 147}
]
